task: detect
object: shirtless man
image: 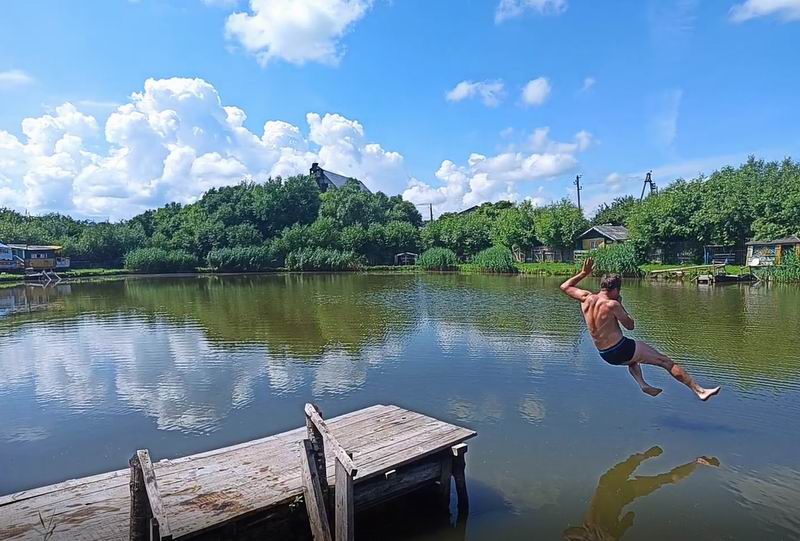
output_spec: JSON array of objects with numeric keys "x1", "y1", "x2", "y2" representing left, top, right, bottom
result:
[{"x1": 560, "y1": 257, "x2": 720, "y2": 401}]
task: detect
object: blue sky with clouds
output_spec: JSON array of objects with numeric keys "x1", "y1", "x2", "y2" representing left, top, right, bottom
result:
[{"x1": 1, "y1": 0, "x2": 799, "y2": 220}]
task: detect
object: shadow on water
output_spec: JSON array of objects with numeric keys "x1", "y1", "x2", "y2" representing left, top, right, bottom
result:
[
  {"x1": 356, "y1": 478, "x2": 511, "y2": 541},
  {"x1": 562, "y1": 447, "x2": 720, "y2": 541}
]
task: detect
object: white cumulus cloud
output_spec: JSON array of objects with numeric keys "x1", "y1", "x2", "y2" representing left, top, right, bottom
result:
[
  {"x1": 445, "y1": 80, "x2": 505, "y2": 107},
  {"x1": 0, "y1": 77, "x2": 408, "y2": 219},
  {"x1": 730, "y1": 0, "x2": 800, "y2": 22},
  {"x1": 521, "y1": 77, "x2": 551, "y2": 106},
  {"x1": 225, "y1": 0, "x2": 372, "y2": 66},
  {"x1": 403, "y1": 127, "x2": 589, "y2": 215},
  {"x1": 495, "y1": 0, "x2": 567, "y2": 22},
  {"x1": 581, "y1": 77, "x2": 595, "y2": 92},
  {"x1": 0, "y1": 69, "x2": 35, "y2": 89}
]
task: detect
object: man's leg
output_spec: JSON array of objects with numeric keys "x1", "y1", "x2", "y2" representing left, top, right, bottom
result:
[
  {"x1": 627, "y1": 362, "x2": 662, "y2": 397},
  {"x1": 633, "y1": 341, "x2": 721, "y2": 401}
]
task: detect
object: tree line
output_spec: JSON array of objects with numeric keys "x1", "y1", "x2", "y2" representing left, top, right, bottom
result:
[{"x1": 0, "y1": 156, "x2": 797, "y2": 271}]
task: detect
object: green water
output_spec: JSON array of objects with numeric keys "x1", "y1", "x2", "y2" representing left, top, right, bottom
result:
[{"x1": 1, "y1": 274, "x2": 799, "y2": 540}]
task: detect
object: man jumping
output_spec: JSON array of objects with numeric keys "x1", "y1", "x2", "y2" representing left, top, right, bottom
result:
[{"x1": 560, "y1": 257, "x2": 720, "y2": 401}]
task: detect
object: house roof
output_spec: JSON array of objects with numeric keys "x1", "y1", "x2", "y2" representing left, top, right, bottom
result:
[
  {"x1": 6, "y1": 244, "x2": 63, "y2": 251},
  {"x1": 320, "y1": 168, "x2": 371, "y2": 193},
  {"x1": 577, "y1": 225, "x2": 630, "y2": 242},
  {"x1": 746, "y1": 234, "x2": 800, "y2": 246}
]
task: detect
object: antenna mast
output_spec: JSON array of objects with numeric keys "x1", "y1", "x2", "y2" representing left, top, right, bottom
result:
[{"x1": 640, "y1": 171, "x2": 657, "y2": 201}]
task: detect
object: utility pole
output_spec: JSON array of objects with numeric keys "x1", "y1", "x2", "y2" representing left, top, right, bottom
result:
[
  {"x1": 429, "y1": 203, "x2": 433, "y2": 223},
  {"x1": 640, "y1": 171, "x2": 657, "y2": 201},
  {"x1": 574, "y1": 175, "x2": 582, "y2": 212}
]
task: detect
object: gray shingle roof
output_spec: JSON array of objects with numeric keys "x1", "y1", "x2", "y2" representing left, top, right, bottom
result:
[
  {"x1": 578, "y1": 225, "x2": 630, "y2": 242},
  {"x1": 746, "y1": 235, "x2": 800, "y2": 246},
  {"x1": 322, "y1": 169, "x2": 371, "y2": 193}
]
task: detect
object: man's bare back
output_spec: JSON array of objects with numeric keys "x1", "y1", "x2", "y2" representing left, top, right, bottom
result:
[
  {"x1": 560, "y1": 257, "x2": 720, "y2": 401},
  {"x1": 581, "y1": 292, "x2": 630, "y2": 350}
]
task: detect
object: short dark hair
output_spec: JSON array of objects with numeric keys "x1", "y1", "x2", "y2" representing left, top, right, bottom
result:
[{"x1": 600, "y1": 274, "x2": 622, "y2": 291}]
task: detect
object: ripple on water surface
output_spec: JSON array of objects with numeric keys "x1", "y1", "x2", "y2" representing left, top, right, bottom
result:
[{"x1": 1, "y1": 275, "x2": 799, "y2": 540}]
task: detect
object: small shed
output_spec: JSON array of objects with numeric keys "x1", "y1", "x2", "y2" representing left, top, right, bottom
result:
[
  {"x1": 394, "y1": 252, "x2": 418, "y2": 265},
  {"x1": 576, "y1": 225, "x2": 629, "y2": 251},
  {"x1": 746, "y1": 235, "x2": 800, "y2": 267}
]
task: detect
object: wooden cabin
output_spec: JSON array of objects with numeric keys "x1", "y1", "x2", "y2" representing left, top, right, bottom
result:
[
  {"x1": 576, "y1": 225, "x2": 629, "y2": 251},
  {"x1": 746, "y1": 235, "x2": 800, "y2": 267},
  {"x1": 6, "y1": 244, "x2": 70, "y2": 271}
]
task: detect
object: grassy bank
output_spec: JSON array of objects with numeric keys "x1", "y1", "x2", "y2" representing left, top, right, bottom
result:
[{"x1": 641, "y1": 263, "x2": 751, "y2": 277}]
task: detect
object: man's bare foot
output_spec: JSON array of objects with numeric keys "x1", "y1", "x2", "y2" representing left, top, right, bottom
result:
[
  {"x1": 642, "y1": 385, "x2": 663, "y2": 397},
  {"x1": 697, "y1": 386, "x2": 721, "y2": 401},
  {"x1": 695, "y1": 456, "x2": 720, "y2": 467}
]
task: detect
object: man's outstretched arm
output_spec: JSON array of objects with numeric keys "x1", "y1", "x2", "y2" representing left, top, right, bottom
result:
[{"x1": 560, "y1": 257, "x2": 593, "y2": 301}]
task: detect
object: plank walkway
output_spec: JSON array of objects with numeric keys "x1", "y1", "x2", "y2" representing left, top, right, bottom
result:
[{"x1": 0, "y1": 405, "x2": 475, "y2": 540}]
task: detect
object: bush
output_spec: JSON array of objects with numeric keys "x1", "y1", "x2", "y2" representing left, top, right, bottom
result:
[
  {"x1": 124, "y1": 248, "x2": 198, "y2": 273},
  {"x1": 285, "y1": 248, "x2": 364, "y2": 271},
  {"x1": 418, "y1": 247, "x2": 458, "y2": 271},
  {"x1": 206, "y1": 245, "x2": 278, "y2": 272},
  {"x1": 758, "y1": 249, "x2": 800, "y2": 283},
  {"x1": 588, "y1": 243, "x2": 643, "y2": 277},
  {"x1": 471, "y1": 245, "x2": 517, "y2": 273}
]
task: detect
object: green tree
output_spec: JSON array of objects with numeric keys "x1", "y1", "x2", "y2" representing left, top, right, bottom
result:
[
  {"x1": 593, "y1": 196, "x2": 639, "y2": 227},
  {"x1": 534, "y1": 199, "x2": 587, "y2": 249}
]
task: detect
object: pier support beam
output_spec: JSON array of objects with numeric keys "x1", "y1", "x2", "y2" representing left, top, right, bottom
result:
[
  {"x1": 438, "y1": 452, "x2": 452, "y2": 507},
  {"x1": 451, "y1": 443, "x2": 469, "y2": 513},
  {"x1": 335, "y1": 456, "x2": 355, "y2": 541}
]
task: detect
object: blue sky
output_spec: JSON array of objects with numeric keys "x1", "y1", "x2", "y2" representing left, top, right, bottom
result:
[{"x1": 1, "y1": 0, "x2": 799, "y2": 220}]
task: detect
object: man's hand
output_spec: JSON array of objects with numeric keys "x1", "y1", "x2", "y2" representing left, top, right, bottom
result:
[{"x1": 560, "y1": 257, "x2": 593, "y2": 301}]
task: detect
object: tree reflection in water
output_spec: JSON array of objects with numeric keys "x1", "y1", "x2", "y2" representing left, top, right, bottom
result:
[{"x1": 563, "y1": 447, "x2": 719, "y2": 541}]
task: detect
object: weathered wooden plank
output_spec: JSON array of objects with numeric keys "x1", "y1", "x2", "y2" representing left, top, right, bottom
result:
[
  {"x1": 305, "y1": 404, "x2": 330, "y2": 508},
  {"x1": 299, "y1": 440, "x2": 332, "y2": 541},
  {"x1": 137, "y1": 450, "x2": 172, "y2": 540},
  {"x1": 129, "y1": 453, "x2": 149, "y2": 541},
  {"x1": 0, "y1": 406, "x2": 402, "y2": 540},
  {"x1": 0, "y1": 405, "x2": 475, "y2": 541},
  {"x1": 334, "y1": 459, "x2": 354, "y2": 541},
  {"x1": 353, "y1": 455, "x2": 443, "y2": 511},
  {"x1": 305, "y1": 404, "x2": 357, "y2": 477}
]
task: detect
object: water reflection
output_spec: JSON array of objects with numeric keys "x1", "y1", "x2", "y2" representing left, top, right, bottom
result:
[{"x1": 563, "y1": 447, "x2": 719, "y2": 541}]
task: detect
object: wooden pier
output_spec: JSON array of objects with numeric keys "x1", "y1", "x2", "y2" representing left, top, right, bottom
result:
[{"x1": 0, "y1": 404, "x2": 475, "y2": 540}]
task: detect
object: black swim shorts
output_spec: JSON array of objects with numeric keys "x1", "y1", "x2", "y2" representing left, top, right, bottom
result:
[{"x1": 598, "y1": 337, "x2": 637, "y2": 366}]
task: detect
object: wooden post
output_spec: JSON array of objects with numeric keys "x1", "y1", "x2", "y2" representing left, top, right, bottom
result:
[
  {"x1": 129, "y1": 450, "x2": 172, "y2": 541},
  {"x1": 439, "y1": 452, "x2": 452, "y2": 508},
  {"x1": 300, "y1": 439, "x2": 333, "y2": 541},
  {"x1": 451, "y1": 443, "x2": 469, "y2": 513},
  {"x1": 334, "y1": 456, "x2": 354, "y2": 541},
  {"x1": 305, "y1": 403, "x2": 329, "y2": 502},
  {"x1": 129, "y1": 453, "x2": 149, "y2": 541}
]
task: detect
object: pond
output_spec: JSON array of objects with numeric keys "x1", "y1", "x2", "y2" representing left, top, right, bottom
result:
[{"x1": 1, "y1": 273, "x2": 799, "y2": 540}]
